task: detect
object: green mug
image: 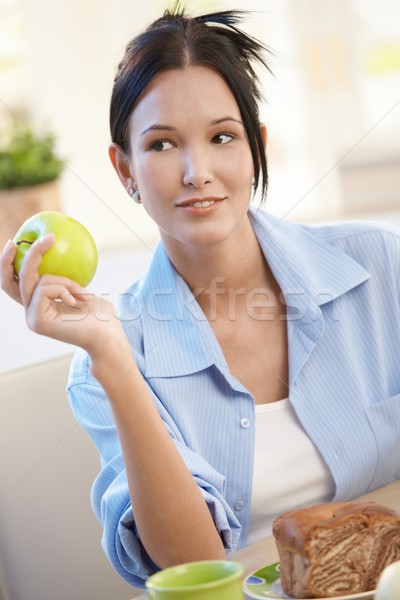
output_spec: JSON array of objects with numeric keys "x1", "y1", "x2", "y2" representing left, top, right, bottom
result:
[{"x1": 145, "y1": 559, "x2": 244, "y2": 599}]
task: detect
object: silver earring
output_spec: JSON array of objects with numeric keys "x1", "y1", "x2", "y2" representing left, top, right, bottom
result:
[{"x1": 129, "y1": 187, "x2": 141, "y2": 204}]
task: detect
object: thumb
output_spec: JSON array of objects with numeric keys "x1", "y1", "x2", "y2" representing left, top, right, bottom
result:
[{"x1": 19, "y1": 233, "x2": 55, "y2": 306}]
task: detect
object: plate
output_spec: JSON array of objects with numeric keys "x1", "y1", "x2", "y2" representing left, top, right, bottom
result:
[{"x1": 243, "y1": 562, "x2": 375, "y2": 600}]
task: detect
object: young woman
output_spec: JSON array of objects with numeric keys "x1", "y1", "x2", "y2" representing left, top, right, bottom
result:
[{"x1": 1, "y1": 7, "x2": 400, "y2": 590}]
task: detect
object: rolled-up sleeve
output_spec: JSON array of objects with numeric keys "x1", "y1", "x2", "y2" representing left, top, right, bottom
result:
[{"x1": 67, "y1": 352, "x2": 241, "y2": 588}]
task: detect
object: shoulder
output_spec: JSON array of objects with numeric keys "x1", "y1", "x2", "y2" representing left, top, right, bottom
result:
[
  {"x1": 301, "y1": 219, "x2": 400, "y2": 267},
  {"x1": 301, "y1": 218, "x2": 400, "y2": 246},
  {"x1": 252, "y1": 207, "x2": 400, "y2": 268},
  {"x1": 300, "y1": 220, "x2": 400, "y2": 239},
  {"x1": 251, "y1": 206, "x2": 400, "y2": 248}
]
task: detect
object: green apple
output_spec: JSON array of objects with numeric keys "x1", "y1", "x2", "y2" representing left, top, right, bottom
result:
[
  {"x1": 13, "y1": 211, "x2": 98, "y2": 287},
  {"x1": 375, "y1": 561, "x2": 400, "y2": 600}
]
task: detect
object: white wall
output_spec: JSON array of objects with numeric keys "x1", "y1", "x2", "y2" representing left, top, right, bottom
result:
[
  {"x1": 0, "y1": 4, "x2": 397, "y2": 268},
  {"x1": 3, "y1": 0, "x2": 398, "y2": 253},
  {"x1": 15, "y1": 0, "x2": 162, "y2": 251},
  {"x1": 15, "y1": 0, "x2": 272, "y2": 252}
]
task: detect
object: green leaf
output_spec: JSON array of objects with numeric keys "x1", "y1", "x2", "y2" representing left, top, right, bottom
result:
[{"x1": 0, "y1": 120, "x2": 65, "y2": 190}]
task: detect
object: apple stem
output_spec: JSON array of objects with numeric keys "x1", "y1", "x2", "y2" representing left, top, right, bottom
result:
[{"x1": 16, "y1": 240, "x2": 33, "y2": 246}]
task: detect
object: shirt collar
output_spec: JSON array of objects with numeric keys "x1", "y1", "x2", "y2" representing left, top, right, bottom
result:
[
  {"x1": 137, "y1": 243, "x2": 223, "y2": 378},
  {"x1": 248, "y1": 206, "x2": 370, "y2": 318},
  {"x1": 137, "y1": 207, "x2": 370, "y2": 378}
]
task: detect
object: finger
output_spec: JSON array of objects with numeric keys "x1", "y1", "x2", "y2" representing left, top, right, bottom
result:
[
  {"x1": 27, "y1": 283, "x2": 92, "y2": 335},
  {"x1": 0, "y1": 240, "x2": 22, "y2": 304},
  {"x1": 49, "y1": 285, "x2": 92, "y2": 307},
  {"x1": 33, "y1": 282, "x2": 90, "y2": 307},
  {"x1": 36, "y1": 274, "x2": 92, "y2": 302},
  {"x1": 19, "y1": 233, "x2": 55, "y2": 307},
  {"x1": 19, "y1": 233, "x2": 55, "y2": 276}
]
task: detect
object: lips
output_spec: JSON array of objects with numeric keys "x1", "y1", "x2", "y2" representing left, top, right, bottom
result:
[
  {"x1": 186, "y1": 200, "x2": 215, "y2": 207},
  {"x1": 176, "y1": 197, "x2": 224, "y2": 208}
]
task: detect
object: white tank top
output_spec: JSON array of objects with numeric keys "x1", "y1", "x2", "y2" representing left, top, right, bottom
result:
[{"x1": 247, "y1": 398, "x2": 335, "y2": 545}]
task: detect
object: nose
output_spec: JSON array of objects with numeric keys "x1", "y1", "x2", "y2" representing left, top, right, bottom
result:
[{"x1": 182, "y1": 148, "x2": 213, "y2": 188}]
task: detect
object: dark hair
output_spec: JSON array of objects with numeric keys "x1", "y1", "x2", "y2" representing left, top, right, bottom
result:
[{"x1": 110, "y1": 6, "x2": 273, "y2": 202}]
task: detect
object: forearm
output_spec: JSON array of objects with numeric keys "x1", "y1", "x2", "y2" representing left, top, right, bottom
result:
[{"x1": 90, "y1": 341, "x2": 225, "y2": 568}]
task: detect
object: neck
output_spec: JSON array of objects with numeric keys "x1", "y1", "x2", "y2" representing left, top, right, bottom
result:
[{"x1": 161, "y1": 217, "x2": 282, "y2": 319}]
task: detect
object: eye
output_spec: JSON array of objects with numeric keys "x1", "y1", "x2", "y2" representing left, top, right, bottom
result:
[
  {"x1": 212, "y1": 133, "x2": 234, "y2": 145},
  {"x1": 150, "y1": 140, "x2": 174, "y2": 152}
]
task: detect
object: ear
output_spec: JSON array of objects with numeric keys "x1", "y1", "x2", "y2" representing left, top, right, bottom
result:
[
  {"x1": 108, "y1": 143, "x2": 136, "y2": 193},
  {"x1": 260, "y1": 123, "x2": 267, "y2": 148}
]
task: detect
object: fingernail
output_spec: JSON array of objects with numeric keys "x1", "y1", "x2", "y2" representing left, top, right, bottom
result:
[{"x1": 39, "y1": 233, "x2": 55, "y2": 243}]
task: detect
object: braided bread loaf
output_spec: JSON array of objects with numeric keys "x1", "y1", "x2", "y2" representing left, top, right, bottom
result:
[{"x1": 272, "y1": 502, "x2": 400, "y2": 598}]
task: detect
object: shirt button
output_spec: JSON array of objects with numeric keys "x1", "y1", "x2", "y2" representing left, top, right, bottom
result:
[
  {"x1": 240, "y1": 418, "x2": 250, "y2": 429},
  {"x1": 234, "y1": 500, "x2": 245, "y2": 511}
]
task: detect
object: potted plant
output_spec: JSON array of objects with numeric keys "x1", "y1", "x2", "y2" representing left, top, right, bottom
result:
[{"x1": 0, "y1": 119, "x2": 66, "y2": 248}]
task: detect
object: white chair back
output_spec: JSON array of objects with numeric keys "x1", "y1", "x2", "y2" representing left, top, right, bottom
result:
[{"x1": 0, "y1": 355, "x2": 139, "y2": 600}]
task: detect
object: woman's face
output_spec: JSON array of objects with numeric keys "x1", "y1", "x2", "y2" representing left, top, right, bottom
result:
[{"x1": 127, "y1": 65, "x2": 255, "y2": 252}]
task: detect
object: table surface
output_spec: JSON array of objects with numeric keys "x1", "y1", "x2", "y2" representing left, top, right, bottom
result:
[{"x1": 131, "y1": 479, "x2": 400, "y2": 599}]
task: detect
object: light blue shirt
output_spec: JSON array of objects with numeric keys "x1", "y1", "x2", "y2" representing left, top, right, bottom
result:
[{"x1": 67, "y1": 206, "x2": 400, "y2": 588}]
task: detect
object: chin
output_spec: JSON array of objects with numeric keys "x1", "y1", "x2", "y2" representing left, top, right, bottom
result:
[{"x1": 187, "y1": 228, "x2": 231, "y2": 247}]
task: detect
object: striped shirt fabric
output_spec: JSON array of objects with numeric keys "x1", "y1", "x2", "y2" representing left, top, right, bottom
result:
[{"x1": 67, "y1": 206, "x2": 400, "y2": 588}]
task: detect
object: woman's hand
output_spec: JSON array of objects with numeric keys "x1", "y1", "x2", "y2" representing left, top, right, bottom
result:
[{"x1": 0, "y1": 235, "x2": 125, "y2": 355}]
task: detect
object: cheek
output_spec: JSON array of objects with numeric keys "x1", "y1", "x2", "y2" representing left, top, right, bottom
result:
[
  {"x1": 137, "y1": 155, "x2": 179, "y2": 193},
  {"x1": 221, "y1": 143, "x2": 253, "y2": 174},
  {"x1": 135, "y1": 160, "x2": 178, "y2": 220},
  {"x1": 224, "y1": 153, "x2": 253, "y2": 191}
]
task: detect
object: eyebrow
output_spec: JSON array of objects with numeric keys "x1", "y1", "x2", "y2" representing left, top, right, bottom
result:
[
  {"x1": 212, "y1": 116, "x2": 243, "y2": 126},
  {"x1": 140, "y1": 116, "x2": 243, "y2": 137},
  {"x1": 140, "y1": 124, "x2": 176, "y2": 137}
]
